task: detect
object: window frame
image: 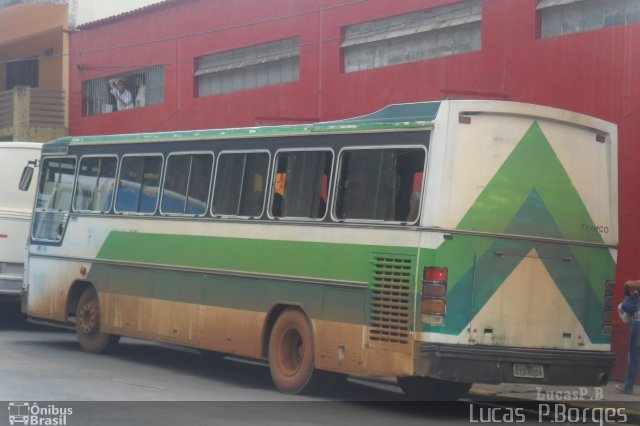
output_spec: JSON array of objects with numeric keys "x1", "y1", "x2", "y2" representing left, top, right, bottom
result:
[
  {"x1": 341, "y1": 1, "x2": 482, "y2": 73},
  {"x1": 114, "y1": 153, "x2": 165, "y2": 216},
  {"x1": 195, "y1": 37, "x2": 301, "y2": 97},
  {"x1": 159, "y1": 151, "x2": 215, "y2": 218},
  {"x1": 81, "y1": 65, "x2": 164, "y2": 116},
  {"x1": 35, "y1": 156, "x2": 78, "y2": 212},
  {"x1": 72, "y1": 154, "x2": 119, "y2": 214},
  {"x1": 267, "y1": 147, "x2": 335, "y2": 222},
  {"x1": 210, "y1": 149, "x2": 271, "y2": 219},
  {"x1": 537, "y1": 0, "x2": 640, "y2": 38},
  {"x1": 31, "y1": 155, "x2": 78, "y2": 243},
  {"x1": 330, "y1": 144, "x2": 428, "y2": 225}
]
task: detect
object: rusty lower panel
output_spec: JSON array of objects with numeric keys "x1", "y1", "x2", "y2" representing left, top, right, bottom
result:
[
  {"x1": 99, "y1": 292, "x2": 415, "y2": 378},
  {"x1": 100, "y1": 293, "x2": 267, "y2": 359},
  {"x1": 363, "y1": 347, "x2": 415, "y2": 377},
  {"x1": 314, "y1": 318, "x2": 366, "y2": 376},
  {"x1": 26, "y1": 274, "x2": 69, "y2": 323}
]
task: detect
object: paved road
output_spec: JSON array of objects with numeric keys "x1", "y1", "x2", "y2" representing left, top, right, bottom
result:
[{"x1": 0, "y1": 302, "x2": 562, "y2": 425}]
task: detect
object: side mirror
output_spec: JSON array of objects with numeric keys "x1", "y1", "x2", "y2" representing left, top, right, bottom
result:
[{"x1": 18, "y1": 164, "x2": 35, "y2": 192}]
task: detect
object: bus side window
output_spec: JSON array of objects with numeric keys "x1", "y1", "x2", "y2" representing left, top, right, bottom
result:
[
  {"x1": 33, "y1": 157, "x2": 77, "y2": 241},
  {"x1": 335, "y1": 148, "x2": 425, "y2": 223},
  {"x1": 161, "y1": 153, "x2": 213, "y2": 216},
  {"x1": 212, "y1": 152, "x2": 268, "y2": 218},
  {"x1": 73, "y1": 156, "x2": 117, "y2": 213},
  {"x1": 115, "y1": 155, "x2": 163, "y2": 214},
  {"x1": 269, "y1": 150, "x2": 332, "y2": 220}
]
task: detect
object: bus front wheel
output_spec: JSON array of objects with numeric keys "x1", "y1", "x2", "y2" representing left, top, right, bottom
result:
[
  {"x1": 397, "y1": 376, "x2": 472, "y2": 401},
  {"x1": 268, "y1": 308, "x2": 326, "y2": 394},
  {"x1": 75, "y1": 287, "x2": 119, "y2": 354}
]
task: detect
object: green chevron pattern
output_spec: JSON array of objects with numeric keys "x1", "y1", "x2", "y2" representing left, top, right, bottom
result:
[{"x1": 427, "y1": 122, "x2": 614, "y2": 343}]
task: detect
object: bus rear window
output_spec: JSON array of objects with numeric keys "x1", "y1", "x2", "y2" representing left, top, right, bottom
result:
[{"x1": 334, "y1": 148, "x2": 425, "y2": 223}]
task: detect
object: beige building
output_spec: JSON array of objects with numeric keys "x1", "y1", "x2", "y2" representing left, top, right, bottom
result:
[{"x1": 0, "y1": 0, "x2": 70, "y2": 142}]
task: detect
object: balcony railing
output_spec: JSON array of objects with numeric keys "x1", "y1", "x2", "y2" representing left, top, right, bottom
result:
[{"x1": 0, "y1": 86, "x2": 67, "y2": 142}]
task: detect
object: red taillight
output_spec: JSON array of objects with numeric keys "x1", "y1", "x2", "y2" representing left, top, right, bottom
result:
[
  {"x1": 423, "y1": 283, "x2": 446, "y2": 298},
  {"x1": 424, "y1": 267, "x2": 448, "y2": 283},
  {"x1": 422, "y1": 266, "x2": 448, "y2": 325}
]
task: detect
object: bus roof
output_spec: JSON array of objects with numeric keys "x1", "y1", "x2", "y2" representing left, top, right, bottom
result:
[{"x1": 43, "y1": 101, "x2": 441, "y2": 154}]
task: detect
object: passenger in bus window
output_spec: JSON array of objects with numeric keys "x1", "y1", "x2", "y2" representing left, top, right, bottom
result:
[
  {"x1": 406, "y1": 172, "x2": 423, "y2": 222},
  {"x1": 406, "y1": 189, "x2": 421, "y2": 222},
  {"x1": 616, "y1": 279, "x2": 640, "y2": 394},
  {"x1": 108, "y1": 79, "x2": 133, "y2": 111}
]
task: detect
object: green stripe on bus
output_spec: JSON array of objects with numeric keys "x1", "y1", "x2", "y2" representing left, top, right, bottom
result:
[{"x1": 96, "y1": 233, "x2": 419, "y2": 286}]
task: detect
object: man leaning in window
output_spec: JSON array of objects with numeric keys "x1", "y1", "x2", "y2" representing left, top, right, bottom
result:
[{"x1": 108, "y1": 79, "x2": 133, "y2": 111}]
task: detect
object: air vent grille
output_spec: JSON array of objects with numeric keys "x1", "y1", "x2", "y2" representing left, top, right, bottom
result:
[{"x1": 369, "y1": 255, "x2": 413, "y2": 345}]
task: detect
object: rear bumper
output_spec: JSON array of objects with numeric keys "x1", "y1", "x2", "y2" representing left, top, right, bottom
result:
[{"x1": 414, "y1": 343, "x2": 615, "y2": 386}]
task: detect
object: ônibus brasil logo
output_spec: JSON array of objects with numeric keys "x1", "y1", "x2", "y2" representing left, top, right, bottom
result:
[{"x1": 7, "y1": 402, "x2": 73, "y2": 426}]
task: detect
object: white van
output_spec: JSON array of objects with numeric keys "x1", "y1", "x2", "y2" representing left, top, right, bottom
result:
[{"x1": 0, "y1": 142, "x2": 41, "y2": 298}]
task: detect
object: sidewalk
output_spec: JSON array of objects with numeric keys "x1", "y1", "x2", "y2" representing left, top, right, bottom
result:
[{"x1": 470, "y1": 381, "x2": 640, "y2": 422}]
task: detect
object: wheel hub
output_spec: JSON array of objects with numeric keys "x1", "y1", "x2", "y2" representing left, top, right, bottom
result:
[
  {"x1": 78, "y1": 300, "x2": 98, "y2": 334},
  {"x1": 280, "y1": 327, "x2": 304, "y2": 376}
]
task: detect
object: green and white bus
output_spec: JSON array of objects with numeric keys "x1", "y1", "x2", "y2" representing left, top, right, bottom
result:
[{"x1": 20, "y1": 100, "x2": 618, "y2": 399}]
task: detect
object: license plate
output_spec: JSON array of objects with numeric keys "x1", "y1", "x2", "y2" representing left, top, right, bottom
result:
[{"x1": 513, "y1": 363, "x2": 544, "y2": 379}]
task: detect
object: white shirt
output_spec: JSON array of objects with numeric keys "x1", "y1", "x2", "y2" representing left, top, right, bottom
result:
[
  {"x1": 135, "y1": 85, "x2": 146, "y2": 107},
  {"x1": 110, "y1": 87, "x2": 133, "y2": 111}
]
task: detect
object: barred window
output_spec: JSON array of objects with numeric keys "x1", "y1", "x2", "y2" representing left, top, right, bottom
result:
[
  {"x1": 196, "y1": 37, "x2": 300, "y2": 96},
  {"x1": 539, "y1": 0, "x2": 640, "y2": 38},
  {"x1": 82, "y1": 65, "x2": 164, "y2": 116},
  {"x1": 342, "y1": 1, "x2": 482, "y2": 73}
]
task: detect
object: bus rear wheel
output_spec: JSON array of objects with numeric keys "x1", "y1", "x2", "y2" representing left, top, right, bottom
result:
[
  {"x1": 397, "y1": 376, "x2": 472, "y2": 401},
  {"x1": 75, "y1": 287, "x2": 119, "y2": 354},
  {"x1": 268, "y1": 308, "x2": 327, "y2": 394}
]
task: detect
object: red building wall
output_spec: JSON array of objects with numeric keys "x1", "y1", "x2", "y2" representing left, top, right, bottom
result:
[{"x1": 69, "y1": 0, "x2": 640, "y2": 380}]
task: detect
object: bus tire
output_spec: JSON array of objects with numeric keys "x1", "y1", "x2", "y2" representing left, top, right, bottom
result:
[
  {"x1": 268, "y1": 308, "x2": 325, "y2": 394},
  {"x1": 75, "y1": 287, "x2": 119, "y2": 354},
  {"x1": 397, "y1": 376, "x2": 472, "y2": 401}
]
